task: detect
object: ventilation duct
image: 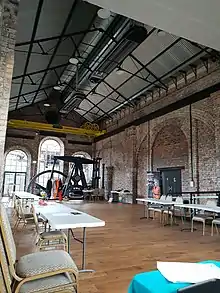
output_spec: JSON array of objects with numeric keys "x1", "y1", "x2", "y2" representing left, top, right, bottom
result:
[
  {"x1": 60, "y1": 92, "x2": 86, "y2": 114},
  {"x1": 89, "y1": 25, "x2": 148, "y2": 82}
]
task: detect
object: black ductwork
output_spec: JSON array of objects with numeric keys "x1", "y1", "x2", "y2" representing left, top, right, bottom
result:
[
  {"x1": 90, "y1": 26, "x2": 148, "y2": 81},
  {"x1": 60, "y1": 92, "x2": 86, "y2": 114}
]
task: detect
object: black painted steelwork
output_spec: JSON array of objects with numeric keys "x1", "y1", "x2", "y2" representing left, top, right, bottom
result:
[
  {"x1": 15, "y1": 0, "x2": 44, "y2": 110},
  {"x1": 31, "y1": 0, "x2": 79, "y2": 105}
]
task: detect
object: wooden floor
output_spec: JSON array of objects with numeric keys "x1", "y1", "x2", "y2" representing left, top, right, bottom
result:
[{"x1": 14, "y1": 202, "x2": 220, "y2": 293}]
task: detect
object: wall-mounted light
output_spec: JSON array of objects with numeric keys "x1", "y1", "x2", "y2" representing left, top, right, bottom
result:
[
  {"x1": 32, "y1": 161, "x2": 37, "y2": 164},
  {"x1": 157, "y1": 29, "x2": 166, "y2": 37},
  {"x1": 116, "y1": 68, "x2": 124, "y2": 75}
]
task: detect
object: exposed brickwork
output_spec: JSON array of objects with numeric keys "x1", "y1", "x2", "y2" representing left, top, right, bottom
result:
[
  {"x1": 96, "y1": 91, "x2": 220, "y2": 199},
  {"x1": 0, "y1": 0, "x2": 19, "y2": 192}
]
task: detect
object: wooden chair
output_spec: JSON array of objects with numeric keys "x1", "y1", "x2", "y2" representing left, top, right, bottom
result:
[
  {"x1": 0, "y1": 204, "x2": 78, "y2": 293},
  {"x1": 32, "y1": 204, "x2": 68, "y2": 251}
]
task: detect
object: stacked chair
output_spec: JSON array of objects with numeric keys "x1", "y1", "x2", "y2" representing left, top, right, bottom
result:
[{"x1": 0, "y1": 204, "x2": 79, "y2": 292}]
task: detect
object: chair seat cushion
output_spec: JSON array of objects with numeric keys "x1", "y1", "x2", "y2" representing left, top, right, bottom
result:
[
  {"x1": 19, "y1": 272, "x2": 74, "y2": 293},
  {"x1": 40, "y1": 230, "x2": 67, "y2": 240},
  {"x1": 16, "y1": 250, "x2": 78, "y2": 278},
  {"x1": 212, "y1": 219, "x2": 220, "y2": 225}
]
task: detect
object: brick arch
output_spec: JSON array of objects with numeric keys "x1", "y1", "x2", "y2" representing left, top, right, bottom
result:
[
  {"x1": 151, "y1": 124, "x2": 188, "y2": 170},
  {"x1": 137, "y1": 120, "x2": 189, "y2": 196}
]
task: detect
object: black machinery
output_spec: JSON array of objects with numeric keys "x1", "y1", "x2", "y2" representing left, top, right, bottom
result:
[{"x1": 27, "y1": 155, "x2": 101, "y2": 200}]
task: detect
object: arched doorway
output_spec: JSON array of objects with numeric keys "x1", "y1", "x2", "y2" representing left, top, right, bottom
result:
[
  {"x1": 71, "y1": 152, "x2": 93, "y2": 186},
  {"x1": 37, "y1": 137, "x2": 64, "y2": 188},
  {"x1": 3, "y1": 150, "x2": 28, "y2": 195}
]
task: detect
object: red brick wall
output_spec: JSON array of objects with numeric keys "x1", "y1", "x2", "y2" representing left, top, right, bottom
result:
[{"x1": 95, "y1": 92, "x2": 220, "y2": 198}]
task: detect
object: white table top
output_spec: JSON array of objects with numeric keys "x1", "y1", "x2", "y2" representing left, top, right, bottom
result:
[
  {"x1": 34, "y1": 202, "x2": 73, "y2": 214},
  {"x1": 43, "y1": 212, "x2": 105, "y2": 230},
  {"x1": 137, "y1": 198, "x2": 174, "y2": 205},
  {"x1": 15, "y1": 191, "x2": 40, "y2": 200},
  {"x1": 174, "y1": 203, "x2": 220, "y2": 213},
  {"x1": 34, "y1": 201, "x2": 105, "y2": 230}
]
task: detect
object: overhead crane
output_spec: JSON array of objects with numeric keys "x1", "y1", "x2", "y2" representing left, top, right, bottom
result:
[{"x1": 7, "y1": 120, "x2": 106, "y2": 137}]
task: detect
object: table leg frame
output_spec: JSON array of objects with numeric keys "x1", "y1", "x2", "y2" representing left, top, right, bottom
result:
[{"x1": 68, "y1": 228, "x2": 95, "y2": 273}]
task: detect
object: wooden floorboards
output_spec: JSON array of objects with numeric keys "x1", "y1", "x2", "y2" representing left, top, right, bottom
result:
[{"x1": 14, "y1": 202, "x2": 220, "y2": 293}]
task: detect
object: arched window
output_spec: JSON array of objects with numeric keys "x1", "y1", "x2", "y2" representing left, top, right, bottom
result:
[
  {"x1": 3, "y1": 150, "x2": 28, "y2": 195},
  {"x1": 71, "y1": 152, "x2": 93, "y2": 186},
  {"x1": 37, "y1": 138, "x2": 64, "y2": 187}
]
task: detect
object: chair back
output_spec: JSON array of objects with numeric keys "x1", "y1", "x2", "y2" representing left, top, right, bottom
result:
[
  {"x1": 0, "y1": 232, "x2": 13, "y2": 293},
  {"x1": 176, "y1": 196, "x2": 184, "y2": 204},
  {"x1": 160, "y1": 195, "x2": 166, "y2": 201},
  {"x1": 0, "y1": 204, "x2": 17, "y2": 267},
  {"x1": 166, "y1": 195, "x2": 173, "y2": 202},
  {"x1": 31, "y1": 204, "x2": 40, "y2": 234}
]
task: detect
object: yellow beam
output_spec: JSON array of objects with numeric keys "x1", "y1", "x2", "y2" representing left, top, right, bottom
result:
[{"x1": 7, "y1": 120, "x2": 106, "y2": 137}]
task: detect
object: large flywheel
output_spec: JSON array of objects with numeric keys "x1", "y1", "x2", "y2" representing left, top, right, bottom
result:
[{"x1": 27, "y1": 170, "x2": 68, "y2": 194}]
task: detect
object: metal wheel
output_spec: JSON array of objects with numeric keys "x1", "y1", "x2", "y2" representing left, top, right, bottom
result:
[{"x1": 27, "y1": 170, "x2": 69, "y2": 194}]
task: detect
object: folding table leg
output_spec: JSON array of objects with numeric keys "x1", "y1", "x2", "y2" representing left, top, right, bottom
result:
[
  {"x1": 79, "y1": 228, "x2": 94, "y2": 273},
  {"x1": 68, "y1": 228, "x2": 95, "y2": 273}
]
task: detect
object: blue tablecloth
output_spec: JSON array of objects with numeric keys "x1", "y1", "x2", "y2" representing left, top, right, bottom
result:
[{"x1": 128, "y1": 260, "x2": 220, "y2": 293}]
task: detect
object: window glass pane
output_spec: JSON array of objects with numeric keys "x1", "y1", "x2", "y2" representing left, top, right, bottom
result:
[
  {"x1": 37, "y1": 139, "x2": 64, "y2": 187},
  {"x1": 5, "y1": 150, "x2": 28, "y2": 172}
]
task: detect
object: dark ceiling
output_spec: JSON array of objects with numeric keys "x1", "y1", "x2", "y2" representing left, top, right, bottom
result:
[{"x1": 10, "y1": 0, "x2": 217, "y2": 126}]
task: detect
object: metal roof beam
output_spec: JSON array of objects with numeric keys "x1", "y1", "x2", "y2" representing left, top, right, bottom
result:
[
  {"x1": 95, "y1": 47, "x2": 207, "y2": 122},
  {"x1": 15, "y1": 0, "x2": 44, "y2": 111},
  {"x1": 15, "y1": 28, "x2": 99, "y2": 47},
  {"x1": 13, "y1": 62, "x2": 70, "y2": 80},
  {"x1": 31, "y1": 0, "x2": 79, "y2": 105}
]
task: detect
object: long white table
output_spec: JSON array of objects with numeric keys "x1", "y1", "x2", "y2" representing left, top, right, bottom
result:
[
  {"x1": 174, "y1": 203, "x2": 220, "y2": 214},
  {"x1": 15, "y1": 191, "x2": 40, "y2": 201},
  {"x1": 34, "y1": 202, "x2": 105, "y2": 273}
]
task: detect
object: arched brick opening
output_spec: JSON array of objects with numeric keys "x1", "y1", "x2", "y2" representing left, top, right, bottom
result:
[{"x1": 152, "y1": 124, "x2": 189, "y2": 191}]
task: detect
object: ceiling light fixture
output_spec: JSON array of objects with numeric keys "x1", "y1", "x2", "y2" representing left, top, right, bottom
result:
[
  {"x1": 116, "y1": 68, "x2": 124, "y2": 75},
  {"x1": 157, "y1": 29, "x2": 166, "y2": 37},
  {"x1": 44, "y1": 103, "x2": 51, "y2": 107},
  {"x1": 53, "y1": 85, "x2": 61, "y2": 91},
  {"x1": 69, "y1": 57, "x2": 79, "y2": 65},
  {"x1": 97, "y1": 8, "x2": 111, "y2": 19}
]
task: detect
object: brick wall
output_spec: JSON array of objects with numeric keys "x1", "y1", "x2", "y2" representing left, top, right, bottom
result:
[
  {"x1": 95, "y1": 91, "x2": 220, "y2": 198},
  {"x1": 0, "y1": 0, "x2": 19, "y2": 192}
]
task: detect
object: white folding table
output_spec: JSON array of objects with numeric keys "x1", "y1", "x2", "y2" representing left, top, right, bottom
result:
[
  {"x1": 15, "y1": 191, "x2": 40, "y2": 201},
  {"x1": 34, "y1": 202, "x2": 105, "y2": 273},
  {"x1": 174, "y1": 203, "x2": 220, "y2": 214}
]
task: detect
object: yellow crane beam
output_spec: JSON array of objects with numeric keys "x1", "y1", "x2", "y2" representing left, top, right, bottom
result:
[{"x1": 7, "y1": 120, "x2": 106, "y2": 137}]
